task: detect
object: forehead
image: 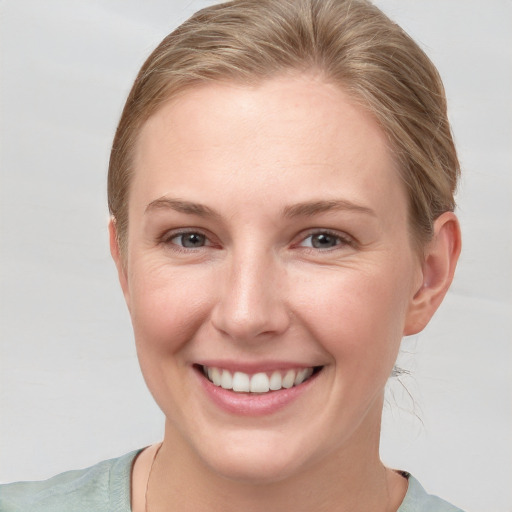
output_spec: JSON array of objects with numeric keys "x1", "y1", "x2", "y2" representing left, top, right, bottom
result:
[{"x1": 131, "y1": 75, "x2": 404, "y2": 218}]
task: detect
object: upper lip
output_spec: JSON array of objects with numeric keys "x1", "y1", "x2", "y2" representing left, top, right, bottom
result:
[{"x1": 195, "y1": 360, "x2": 322, "y2": 374}]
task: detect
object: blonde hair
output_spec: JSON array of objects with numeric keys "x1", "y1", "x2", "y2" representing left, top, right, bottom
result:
[{"x1": 108, "y1": 0, "x2": 459, "y2": 256}]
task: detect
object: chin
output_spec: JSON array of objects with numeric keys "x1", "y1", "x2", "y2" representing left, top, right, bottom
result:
[{"x1": 196, "y1": 431, "x2": 315, "y2": 485}]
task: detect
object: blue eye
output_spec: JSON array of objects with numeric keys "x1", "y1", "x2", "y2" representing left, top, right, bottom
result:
[
  {"x1": 300, "y1": 232, "x2": 346, "y2": 249},
  {"x1": 171, "y1": 232, "x2": 207, "y2": 248}
]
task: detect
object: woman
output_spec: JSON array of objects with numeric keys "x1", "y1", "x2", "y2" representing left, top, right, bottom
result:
[{"x1": 0, "y1": 0, "x2": 464, "y2": 510}]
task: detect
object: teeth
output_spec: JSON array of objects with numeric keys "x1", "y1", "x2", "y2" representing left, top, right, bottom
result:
[
  {"x1": 269, "y1": 371, "x2": 282, "y2": 390},
  {"x1": 211, "y1": 367, "x2": 222, "y2": 386},
  {"x1": 295, "y1": 368, "x2": 313, "y2": 385},
  {"x1": 250, "y1": 373, "x2": 270, "y2": 393},
  {"x1": 220, "y1": 369, "x2": 232, "y2": 389},
  {"x1": 232, "y1": 371, "x2": 250, "y2": 392},
  {"x1": 282, "y1": 370, "x2": 295, "y2": 389},
  {"x1": 202, "y1": 366, "x2": 317, "y2": 393}
]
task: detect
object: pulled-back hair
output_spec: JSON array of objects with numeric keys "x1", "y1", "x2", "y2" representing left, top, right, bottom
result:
[{"x1": 108, "y1": 0, "x2": 459, "y2": 256}]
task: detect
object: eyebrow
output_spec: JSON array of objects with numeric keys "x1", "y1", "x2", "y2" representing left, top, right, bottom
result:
[
  {"x1": 145, "y1": 197, "x2": 220, "y2": 218},
  {"x1": 145, "y1": 197, "x2": 375, "y2": 219},
  {"x1": 282, "y1": 199, "x2": 376, "y2": 218}
]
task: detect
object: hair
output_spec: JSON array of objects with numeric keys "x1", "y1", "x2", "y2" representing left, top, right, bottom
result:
[{"x1": 108, "y1": 0, "x2": 459, "y2": 257}]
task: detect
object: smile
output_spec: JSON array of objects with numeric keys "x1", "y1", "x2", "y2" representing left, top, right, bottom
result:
[{"x1": 200, "y1": 365, "x2": 320, "y2": 393}]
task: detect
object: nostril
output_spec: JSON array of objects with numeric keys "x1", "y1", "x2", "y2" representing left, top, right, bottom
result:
[{"x1": 210, "y1": 271, "x2": 290, "y2": 341}]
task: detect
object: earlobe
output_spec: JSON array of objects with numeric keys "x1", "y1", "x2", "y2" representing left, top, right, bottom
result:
[
  {"x1": 108, "y1": 218, "x2": 130, "y2": 307},
  {"x1": 404, "y1": 212, "x2": 461, "y2": 336}
]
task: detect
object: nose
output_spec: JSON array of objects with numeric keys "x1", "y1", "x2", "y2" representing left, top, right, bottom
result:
[{"x1": 211, "y1": 248, "x2": 290, "y2": 342}]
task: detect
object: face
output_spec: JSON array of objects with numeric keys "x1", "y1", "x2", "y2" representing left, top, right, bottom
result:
[{"x1": 115, "y1": 75, "x2": 426, "y2": 483}]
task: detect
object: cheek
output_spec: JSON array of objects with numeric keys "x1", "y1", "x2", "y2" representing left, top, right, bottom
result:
[
  {"x1": 294, "y1": 265, "x2": 412, "y2": 370},
  {"x1": 128, "y1": 261, "x2": 214, "y2": 357},
  {"x1": 126, "y1": 261, "x2": 216, "y2": 417}
]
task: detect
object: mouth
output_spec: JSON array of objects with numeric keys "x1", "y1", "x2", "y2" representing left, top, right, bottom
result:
[{"x1": 196, "y1": 364, "x2": 323, "y2": 394}]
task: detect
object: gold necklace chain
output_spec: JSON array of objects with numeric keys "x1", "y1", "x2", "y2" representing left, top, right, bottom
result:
[
  {"x1": 144, "y1": 443, "x2": 394, "y2": 512},
  {"x1": 144, "y1": 443, "x2": 163, "y2": 512}
]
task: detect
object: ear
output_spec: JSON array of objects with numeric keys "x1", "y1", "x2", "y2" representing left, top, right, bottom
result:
[
  {"x1": 404, "y1": 212, "x2": 461, "y2": 336},
  {"x1": 109, "y1": 218, "x2": 130, "y2": 307}
]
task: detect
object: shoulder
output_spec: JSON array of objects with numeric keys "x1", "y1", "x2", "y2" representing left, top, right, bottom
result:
[
  {"x1": 0, "y1": 450, "x2": 142, "y2": 512},
  {"x1": 398, "y1": 473, "x2": 465, "y2": 512}
]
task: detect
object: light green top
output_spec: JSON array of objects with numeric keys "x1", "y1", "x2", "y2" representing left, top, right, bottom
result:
[{"x1": 0, "y1": 450, "x2": 464, "y2": 511}]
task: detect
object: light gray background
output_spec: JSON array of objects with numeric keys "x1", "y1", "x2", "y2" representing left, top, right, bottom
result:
[{"x1": 0, "y1": 2, "x2": 510, "y2": 511}]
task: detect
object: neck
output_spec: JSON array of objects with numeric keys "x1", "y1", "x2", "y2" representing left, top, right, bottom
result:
[{"x1": 145, "y1": 408, "x2": 407, "y2": 512}]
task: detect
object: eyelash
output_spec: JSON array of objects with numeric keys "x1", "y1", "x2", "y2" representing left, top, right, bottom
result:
[
  {"x1": 296, "y1": 230, "x2": 354, "y2": 251},
  {"x1": 158, "y1": 228, "x2": 355, "y2": 253},
  {"x1": 159, "y1": 229, "x2": 213, "y2": 252}
]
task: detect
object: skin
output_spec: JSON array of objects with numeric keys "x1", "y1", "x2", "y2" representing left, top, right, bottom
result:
[{"x1": 110, "y1": 74, "x2": 461, "y2": 512}]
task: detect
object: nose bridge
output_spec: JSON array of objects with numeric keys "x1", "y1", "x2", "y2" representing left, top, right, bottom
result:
[{"x1": 212, "y1": 243, "x2": 288, "y2": 340}]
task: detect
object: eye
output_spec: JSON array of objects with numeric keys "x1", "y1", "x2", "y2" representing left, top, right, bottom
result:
[
  {"x1": 299, "y1": 231, "x2": 350, "y2": 250},
  {"x1": 169, "y1": 232, "x2": 208, "y2": 248}
]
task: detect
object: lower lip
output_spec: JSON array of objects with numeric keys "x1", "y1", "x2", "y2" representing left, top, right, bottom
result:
[{"x1": 195, "y1": 368, "x2": 320, "y2": 416}]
